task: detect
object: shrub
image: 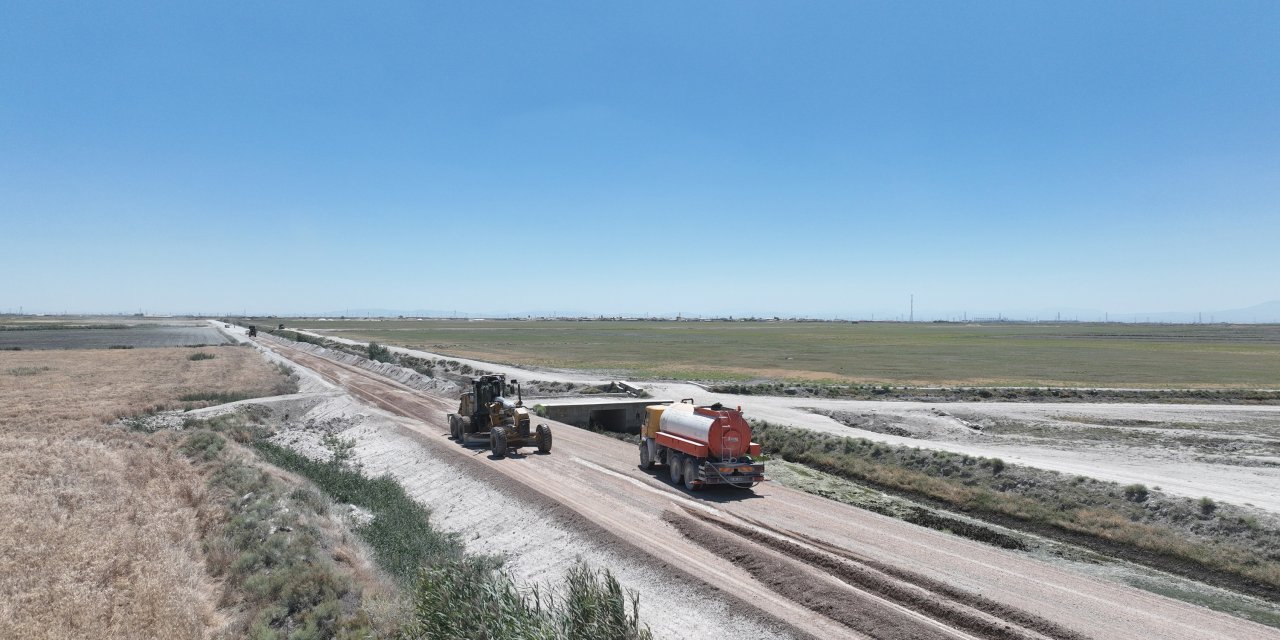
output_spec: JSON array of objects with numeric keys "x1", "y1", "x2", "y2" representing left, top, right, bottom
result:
[
  {"x1": 405, "y1": 560, "x2": 650, "y2": 640},
  {"x1": 1199, "y1": 496, "x2": 1217, "y2": 516},
  {"x1": 179, "y1": 431, "x2": 226, "y2": 462},
  {"x1": 367, "y1": 342, "x2": 395, "y2": 363},
  {"x1": 1123, "y1": 483, "x2": 1149, "y2": 502},
  {"x1": 188, "y1": 352, "x2": 216, "y2": 361},
  {"x1": 989, "y1": 458, "x2": 1005, "y2": 475},
  {"x1": 321, "y1": 434, "x2": 357, "y2": 469}
]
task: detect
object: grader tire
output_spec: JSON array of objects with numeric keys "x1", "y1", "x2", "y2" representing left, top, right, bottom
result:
[
  {"x1": 683, "y1": 459, "x2": 700, "y2": 491},
  {"x1": 491, "y1": 426, "x2": 508, "y2": 458},
  {"x1": 535, "y1": 424, "x2": 552, "y2": 454},
  {"x1": 639, "y1": 442, "x2": 653, "y2": 470},
  {"x1": 457, "y1": 417, "x2": 472, "y2": 446},
  {"x1": 668, "y1": 454, "x2": 683, "y2": 484},
  {"x1": 448, "y1": 415, "x2": 459, "y2": 440}
]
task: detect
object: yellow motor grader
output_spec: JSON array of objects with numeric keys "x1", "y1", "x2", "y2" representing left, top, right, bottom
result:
[{"x1": 449, "y1": 374, "x2": 552, "y2": 458}]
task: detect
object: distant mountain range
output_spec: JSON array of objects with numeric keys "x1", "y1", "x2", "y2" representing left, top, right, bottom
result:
[{"x1": 1088, "y1": 300, "x2": 1280, "y2": 324}]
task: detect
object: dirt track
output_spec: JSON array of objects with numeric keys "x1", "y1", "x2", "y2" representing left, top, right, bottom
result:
[{"x1": 256, "y1": 334, "x2": 1277, "y2": 640}]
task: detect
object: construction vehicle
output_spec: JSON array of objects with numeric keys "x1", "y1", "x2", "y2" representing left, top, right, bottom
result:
[
  {"x1": 639, "y1": 400, "x2": 765, "y2": 490},
  {"x1": 247, "y1": 325, "x2": 257, "y2": 337},
  {"x1": 449, "y1": 374, "x2": 552, "y2": 458}
]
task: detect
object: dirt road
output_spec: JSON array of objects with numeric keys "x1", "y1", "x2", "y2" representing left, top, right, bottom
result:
[{"x1": 254, "y1": 334, "x2": 1275, "y2": 640}]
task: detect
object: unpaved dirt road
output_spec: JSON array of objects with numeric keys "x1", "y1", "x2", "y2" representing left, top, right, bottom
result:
[{"x1": 251, "y1": 332, "x2": 1276, "y2": 640}]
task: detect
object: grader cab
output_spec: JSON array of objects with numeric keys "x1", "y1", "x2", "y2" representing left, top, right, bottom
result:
[{"x1": 449, "y1": 374, "x2": 552, "y2": 458}]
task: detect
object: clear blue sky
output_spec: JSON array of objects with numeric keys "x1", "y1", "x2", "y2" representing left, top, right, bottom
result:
[{"x1": 3, "y1": 2, "x2": 1277, "y2": 318}]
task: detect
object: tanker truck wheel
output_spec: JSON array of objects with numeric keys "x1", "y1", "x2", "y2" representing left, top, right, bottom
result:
[
  {"x1": 535, "y1": 424, "x2": 552, "y2": 454},
  {"x1": 668, "y1": 454, "x2": 684, "y2": 484},
  {"x1": 683, "y1": 459, "x2": 701, "y2": 492},
  {"x1": 638, "y1": 442, "x2": 652, "y2": 470},
  {"x1": 490, "y1": 427, "x2": 508, "y2": 458}
]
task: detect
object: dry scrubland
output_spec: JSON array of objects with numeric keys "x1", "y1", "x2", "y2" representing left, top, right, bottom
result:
[
  {"x1": 0, "y1": 347, "x2": 292, "y2": 638},
  {"x1": 273, "y1": 319, "x2": 1280, "y2": 387}
]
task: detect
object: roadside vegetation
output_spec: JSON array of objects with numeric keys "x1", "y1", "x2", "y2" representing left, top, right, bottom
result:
[
  {"x1": 269, "y1": 329, "x2": 484, "y2": 380},
  {"x1": 176, "y1": 429, "x2": 399, "y2": 638},
  {"x1": 752, "y1": 420, "x2": 1280, "y2": 602},
  {"x1": 187, "y1": 410, "x2": 654, "y2": 639}
]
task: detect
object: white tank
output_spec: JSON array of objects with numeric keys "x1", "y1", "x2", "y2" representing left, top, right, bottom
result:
[{"x1": 659, "y1": 402, "x2": 716, "y2": 444}]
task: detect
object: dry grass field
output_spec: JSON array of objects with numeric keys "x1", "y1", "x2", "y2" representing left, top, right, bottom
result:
[{"x1": 0, "y1": 347, "x2": 290, "y2": 639}]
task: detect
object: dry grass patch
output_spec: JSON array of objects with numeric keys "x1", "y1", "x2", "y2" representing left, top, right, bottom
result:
[{"x1": 0, "y1": 347, "x2": 292, "y2": 639}]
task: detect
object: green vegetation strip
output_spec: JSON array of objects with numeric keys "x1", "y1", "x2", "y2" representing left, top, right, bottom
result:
[
  {"x1": 752, "y1": 421, "x2": 1280, "y2": 602},
  {"x1": 252, "y1": 441, "x2": 653, "y2": 640},
  {"x1": 180, "y1": 390, "x2": 274, "y2": 404},
  {"x1": 180, "y1": 431, "x2": 380, "y2": 638},
  {"x1": 186, "y1": 410, "x2": 652, "y2": 639},
  {"x1": 251, "y1": 441, "x2": 462, "y2": 583}
]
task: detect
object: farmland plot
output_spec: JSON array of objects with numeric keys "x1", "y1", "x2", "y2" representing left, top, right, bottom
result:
[{"x1": 0, "y1": 326, "x2": 230, "y2": 350}]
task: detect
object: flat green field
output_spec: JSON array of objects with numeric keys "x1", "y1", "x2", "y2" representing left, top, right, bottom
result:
[{"x1": 270, "y1": 319, "x2": 1280, "y2": 388}]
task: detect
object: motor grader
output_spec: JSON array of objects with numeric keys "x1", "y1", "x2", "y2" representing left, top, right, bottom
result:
[{"x1": 449, "y1": 374, "x2": 552, "y2": 458}]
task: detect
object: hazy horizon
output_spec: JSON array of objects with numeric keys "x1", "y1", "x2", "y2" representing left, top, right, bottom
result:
[{"x1": 5, "y1": 299, "x2": 1280, "y2": 325}]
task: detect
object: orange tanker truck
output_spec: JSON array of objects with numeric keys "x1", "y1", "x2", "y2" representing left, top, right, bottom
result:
[{"x1": 639, "y1": 399, "x2": 765, "y2": 490}]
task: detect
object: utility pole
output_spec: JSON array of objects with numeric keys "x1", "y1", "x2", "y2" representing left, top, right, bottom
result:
[{"x1": 910, "y1": 294, "x2": 914, "y2": 323}]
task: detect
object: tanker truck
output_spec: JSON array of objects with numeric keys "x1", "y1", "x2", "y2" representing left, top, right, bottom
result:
[{"x1": 639, "y1": 400, "x2": 765, "y2": 491}]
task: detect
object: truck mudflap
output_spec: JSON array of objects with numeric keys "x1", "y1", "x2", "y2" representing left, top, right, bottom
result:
[{"x1": 694, "y1": 460, "x2": 766, "y2": 485}]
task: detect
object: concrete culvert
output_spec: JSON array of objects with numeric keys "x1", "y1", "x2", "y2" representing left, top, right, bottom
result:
[{"x1": 590, "y1": 408, "x2": 627, "y2": 432}]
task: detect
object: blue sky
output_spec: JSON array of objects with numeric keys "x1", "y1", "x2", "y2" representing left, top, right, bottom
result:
[{"x1": 2, "y1": 2, "x2": 1277, "y2": 318}]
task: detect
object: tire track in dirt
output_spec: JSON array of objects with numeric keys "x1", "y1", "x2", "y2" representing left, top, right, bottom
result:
[
  {"x1": 664, "y1": 509, "x2": 978, "y2": 640},
  {"x1": 737, "y1": 516, "x2": 1087, "y2": 640},
  {"x1": 674, "y1": 507, "x2": 1081, "y2": 640}
]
